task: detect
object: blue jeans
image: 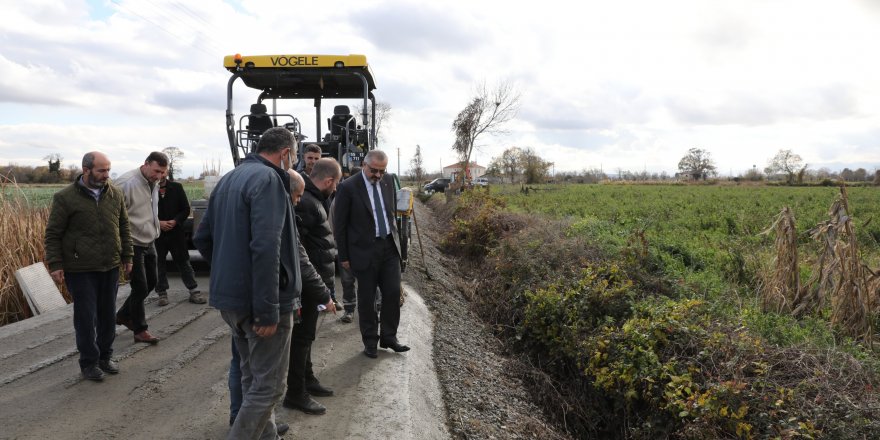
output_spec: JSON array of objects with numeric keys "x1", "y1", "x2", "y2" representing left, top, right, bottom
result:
[
  {"x1": 222, "y1": 310, "x2": 292, "y2": 440},
  {"x1": 66, "y1": 268, "x2": 120, "y2": 370}
]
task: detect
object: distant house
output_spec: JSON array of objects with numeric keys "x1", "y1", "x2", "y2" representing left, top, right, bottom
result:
[{"x1": 442, "y1": 161, "x2": 486, "y2": 180}]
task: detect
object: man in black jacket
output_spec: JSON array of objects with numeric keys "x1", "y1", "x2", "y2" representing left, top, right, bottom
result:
[
  {"x1": 155, "y1": 176, "x2": 204, "y2": 305},
  {"x1": 283, "y1": 159, "x2": 341, "y2": 415}
]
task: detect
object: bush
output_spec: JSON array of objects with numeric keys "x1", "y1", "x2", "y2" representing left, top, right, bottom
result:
[{"x1": 433, "y1": 197, "x2": 880, "y2": 439}]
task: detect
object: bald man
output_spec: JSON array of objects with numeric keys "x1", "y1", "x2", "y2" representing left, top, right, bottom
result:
[{"x1": 45, "y1": 152, "x2": 134, "y2": 381}]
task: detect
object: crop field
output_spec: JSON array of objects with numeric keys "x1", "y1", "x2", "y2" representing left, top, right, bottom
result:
[
  {"x1": 443, "y1": 183, "x2": 880, "y2": 438},
  {"x1": 499, "y1": 184, "x2": 880, "y2": 293},
  {"x1": 1, "y1": 181, "x2": 207, "y2": 208}
]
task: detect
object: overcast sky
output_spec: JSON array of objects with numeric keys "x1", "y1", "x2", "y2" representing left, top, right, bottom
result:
[{"x1": 2, "y1": 0, "x2": 879, "y2": 179}]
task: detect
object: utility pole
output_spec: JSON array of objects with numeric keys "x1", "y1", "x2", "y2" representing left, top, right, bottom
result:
[{"x1": 397, "y1": 147, "x2": 400, "y2": 178}]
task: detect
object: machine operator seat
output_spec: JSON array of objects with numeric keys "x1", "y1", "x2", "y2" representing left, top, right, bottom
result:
[
  {"x1": 328, "y1": 105, "x2": 356, "y2": 138},
  {"x1": 247, "y1": 103, "x2": 273, "y2": 134}
]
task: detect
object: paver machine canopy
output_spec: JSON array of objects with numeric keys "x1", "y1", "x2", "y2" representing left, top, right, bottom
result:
[{"x1": 223, "y1": 53, "x2": 379, "y2": 173}]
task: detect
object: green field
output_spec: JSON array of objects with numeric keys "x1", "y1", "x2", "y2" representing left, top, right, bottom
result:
[
  {"x1": 3, "y1": 181, "x2": 207, "y2": 207},
  {"x1": 498, "y1": 184, "x2": 880, "y2": 296}
]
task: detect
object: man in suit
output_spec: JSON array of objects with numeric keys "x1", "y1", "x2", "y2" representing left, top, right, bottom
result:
[{"x1": 332, "y1": 150, "x2": 409, "y2": 359}]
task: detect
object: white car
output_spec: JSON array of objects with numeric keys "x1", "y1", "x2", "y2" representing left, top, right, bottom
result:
[{"x1": 473, "y1": 177, "x2": 489, "y2": 187}]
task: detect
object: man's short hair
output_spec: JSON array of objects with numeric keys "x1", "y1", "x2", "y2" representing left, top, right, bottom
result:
[
  {"x1": 310, "y1": 158, "x2": 342, "y2": 181},
  {"x1": 257, "y1": 127, "x2": 296, "y2": 154},
  {"x1": 364, "y1": 149, "x2": 388, "y2": 165},
  {"x1": 82, "y1": 152, "x2": 97, "y2": 170},
  {"x1": 304, "y1": 144, "x2": 322, "y2": 155},
  {"x1": 145, "y1": 151, "x2": 169, "y2": 167}
]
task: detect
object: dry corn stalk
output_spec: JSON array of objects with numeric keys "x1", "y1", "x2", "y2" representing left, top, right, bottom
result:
[
  {"x1": 807, "y1": 186, "x2": 873, "y2": 344},
  {"x1": 760, "y1": 207, "x2": 802, "y2": 314},
  {"x1": 0, "y1": 175, "x2": 52, "y2": 325}
]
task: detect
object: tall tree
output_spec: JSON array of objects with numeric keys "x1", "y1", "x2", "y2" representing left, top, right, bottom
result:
[
  {"x1": 163, "y1": 146, "x2": 184, "y2": 179},
  {"x1": 43, "y1": 153, "x2": 62, "y2": 174},
  {"x1": 765, "y1": 149, "x2": 804, "y2": 184},
  {"x1": 451, "y1": 80, "x2": 520, "y2": 184},
  {"x1": 355, "y1": 101, "x2": 392, "y2": 145},
  {"x1": 410, "y1": 144, "x2": 425, "y2": 190},
  {"x1": 519, "y1": 147, "x2": 552, "y2": 184},
  {"x1": 677, "y1": 148, "x2": 717, "y2": 180}
]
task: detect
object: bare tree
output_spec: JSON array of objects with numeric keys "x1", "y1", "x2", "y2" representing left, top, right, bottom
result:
[
  {"x1": 410, "y1": 144, "x2": 425, "y2": 191},
  {"x1": 163, "y1": 146, "x2": 184, "y2": 179},
  {"x1": 677, "y1": 148, "x2": 717, "y2": 180},
  {"x1": 451, "y1": 80, "x2": 520, "y2": 184},
  {"x1": 488, "y1": 147, "x2": 523, "y2": 183},
  {"x1": 765, "y1": 149, "x2": 805, "y2": 184},
  {"x1": 355, "y1": 101, "x2": 392, "y2": 145}
]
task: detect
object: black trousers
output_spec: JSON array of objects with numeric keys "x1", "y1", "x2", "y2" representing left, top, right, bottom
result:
[
  {"x1": 67, "y1": 268, "x2": 120, "y2": 370},
  {"x1": 287, "y1": 296, "x2": 320, "y2": 397},
  {"x1": 155, "y1": 230, "x2": 197, "y2": 292},
  {"x1": 117, "y1": 244, "x2": 157, "y2": 333},
  {"x1": 353, "y1": 236, "x2": 401, "y2": 348}
]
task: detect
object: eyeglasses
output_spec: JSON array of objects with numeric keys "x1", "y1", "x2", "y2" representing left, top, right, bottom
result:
[{"x1": 365, "y1": 164, "x2": 386, "y2": 176}]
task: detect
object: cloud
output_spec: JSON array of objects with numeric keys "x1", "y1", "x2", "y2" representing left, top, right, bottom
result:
[
  {"x1": 352, "y1": 1, "x2": 483, "y2": 55},
  {"x1": 666, "y1": 84, "x2": 859, "y2": 126}
]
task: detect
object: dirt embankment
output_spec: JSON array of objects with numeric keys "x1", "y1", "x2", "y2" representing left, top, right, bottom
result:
[{"x1": 405, "y1": 198, "x2": 571, "y2": 440}]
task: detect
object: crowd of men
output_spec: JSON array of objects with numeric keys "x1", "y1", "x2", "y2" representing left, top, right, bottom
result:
[{"x1": 44, "y1": 127, "x2": 409, "y2": 439}]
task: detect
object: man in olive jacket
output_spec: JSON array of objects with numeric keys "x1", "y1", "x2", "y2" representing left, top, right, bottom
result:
[{"x1": 45, "y1": 151, "x2": 133, "y2": 382}]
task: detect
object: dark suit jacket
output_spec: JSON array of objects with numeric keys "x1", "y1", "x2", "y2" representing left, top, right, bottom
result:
[
  {"x1": 158, "y1": 180, "x2": 190, "y2": 234},
  {"x1": 332, "y1": 171, "x2": 400, "y2": 272}
]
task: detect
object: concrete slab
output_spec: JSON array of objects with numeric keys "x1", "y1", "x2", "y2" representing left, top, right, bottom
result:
[{"x1": 14, "y1": 262, "x2": 66, "y2": 315}]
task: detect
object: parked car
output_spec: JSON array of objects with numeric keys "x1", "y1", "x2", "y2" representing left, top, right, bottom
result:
[
  {"x1": 423, "y1": 178, "x2": 451, "y2": 193},
  {"x1": 473, "y1": 177, "x2": 489, "y2": 187}
]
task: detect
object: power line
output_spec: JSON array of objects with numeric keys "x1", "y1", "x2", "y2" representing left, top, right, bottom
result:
[{"x1": 108, "y1": 0, "x2": 222, "y2": 58}]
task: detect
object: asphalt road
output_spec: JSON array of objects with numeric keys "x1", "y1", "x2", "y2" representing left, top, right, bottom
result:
[{"x1": 0, "y1": 268, "x2": 448, "y2": 439}]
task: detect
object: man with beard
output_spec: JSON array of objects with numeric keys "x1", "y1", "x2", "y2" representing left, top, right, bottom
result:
[
  {"x1": 45, "y1": 151, "x2": 133, "y2": 381},
  {"x1": 284, "y1": 158, "x2": 341, "y2": 414}
]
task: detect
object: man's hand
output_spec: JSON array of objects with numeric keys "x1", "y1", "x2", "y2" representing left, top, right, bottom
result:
[
  {"x1": 159, "y1": 220, "x2": 176, "y2": 231},
  {"x1": 50, "y1": 269, "x2": 64, "y2": 285},
  {"x1": 124, "y1": 263, "x2": 133, "y2": 275},
  {"x1": 324, "y1": 299, "x2": 337, "y2": 315},
  {"x1": 341, "y1": 260, "x2": 350, "y2": 270},
  {"x1": 253, "y1": 323, "x2": 278, "y2": 338}
]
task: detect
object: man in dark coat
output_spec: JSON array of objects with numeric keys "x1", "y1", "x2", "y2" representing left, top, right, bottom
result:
[
  {"x1": 194, "y1": 127, "x2": 328, "y2": 439},
  {"x1": 332, "y1": 150, "x2": 409, "y2": 359},
  {"x1": 155, "y1": 176, "x2": 203, "y2": 305},
  {"x1": 283, "y1": 158, "x2": 341, "y2": 414}
]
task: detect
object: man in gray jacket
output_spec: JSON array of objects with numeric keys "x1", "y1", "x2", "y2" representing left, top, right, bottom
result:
[
  {"x1": 114, "y1": 151, "x2": 168, "y2": 344},
  {"x1": 194, "y1": 127, "x2": 329, "y2": 440}
]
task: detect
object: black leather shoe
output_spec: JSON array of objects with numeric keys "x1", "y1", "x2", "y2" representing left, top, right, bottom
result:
[
  {"x1": 282, "y1": 394, "x2": 326, "y2": 415},
  {"x1": 98, "y1": 359, "x2": 119, "y2": 374},
  {"x1": 81, "y1": 364, "x2": 105, "y2": 382},
  {"x1": 380, "y1": 341, "x2": 411, "y2": 352},
  {"x1": 276, "y1": 422, "x2": 290, "y2": 436},
  {"x1": 306, "y1": 381, "x2": 334, "y2": 397},
  {"x1": 363, "y1": 346, "x2": 378, "y2": 358}
]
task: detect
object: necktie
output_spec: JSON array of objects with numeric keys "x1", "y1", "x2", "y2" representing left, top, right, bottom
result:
[{"x1": 372, "y1": 182, "x2": 387, "y2": 238}]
